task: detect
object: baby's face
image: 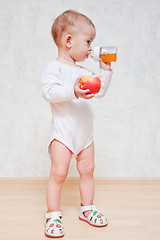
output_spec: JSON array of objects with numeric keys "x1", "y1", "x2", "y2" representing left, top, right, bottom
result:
[{"x1": 69, "y1": 23, "x2": 96, "y2": 62}]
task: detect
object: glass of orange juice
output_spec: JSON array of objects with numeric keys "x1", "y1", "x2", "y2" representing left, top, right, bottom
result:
[{"x1": 90, "y1": 46, "x2": 117, "y2": 63}]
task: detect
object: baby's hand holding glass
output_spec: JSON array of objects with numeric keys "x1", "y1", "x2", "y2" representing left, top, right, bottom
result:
[
  {"x1": 99, "y1": 58, "x2": 112, "y2": 71},
  {"x1": 90, "y1": 46, "x2": 117, "y2": 71}
]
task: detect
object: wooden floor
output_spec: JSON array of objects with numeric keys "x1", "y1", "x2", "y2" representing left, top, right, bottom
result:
[{"x1": 0, "y1": 178, "x2": 160, "y2": 240}]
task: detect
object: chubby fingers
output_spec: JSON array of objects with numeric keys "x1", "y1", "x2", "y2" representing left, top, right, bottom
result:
[
  {"x1": 80, "y1": 89, "x2": 95, "y2": 99},
  {"x1": 74, "y1": 76, "x2": 95, "y2": 99},
  {"x1": 77, "y1": 88, "x2": 94, "y2": 97},
  {"x1": 75, "y1": 87, "x2": 94, "y2": 99},
  {"x1": 99, "y1": 58, "x2": 112, "y2": 71},
  {"x1": 105, "y1": 62, "x2": 111, "y2": 68},
  {"x1": 83, "y1": 93, "x2": 95, "y2": 99}
]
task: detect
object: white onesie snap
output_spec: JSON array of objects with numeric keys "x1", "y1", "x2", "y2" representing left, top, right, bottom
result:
[{"x1": 42, "y1": 60, "x2": 112, "y2": 158}]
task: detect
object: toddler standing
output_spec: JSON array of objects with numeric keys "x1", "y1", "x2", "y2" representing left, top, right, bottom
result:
[{"x1": 42, "y1": 10, "x2": 113, "y2": 238}]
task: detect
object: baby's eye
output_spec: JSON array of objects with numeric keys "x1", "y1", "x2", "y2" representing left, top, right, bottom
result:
[{"x1": 87, "y1": 40, "x2": 91, "y2": 45}]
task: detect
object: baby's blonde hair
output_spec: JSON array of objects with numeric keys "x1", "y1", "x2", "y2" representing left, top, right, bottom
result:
[{"x1": 51, "y1": 10, "x2": 95, "y2": 46}]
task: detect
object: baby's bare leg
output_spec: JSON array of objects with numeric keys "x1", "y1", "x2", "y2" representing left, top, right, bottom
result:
[
  {"x1": 46, "y1": 140, "x2": 72, "y2": 212},
  {"x1": 76, "y1": 142, "x2": 95, "y2": 217}
]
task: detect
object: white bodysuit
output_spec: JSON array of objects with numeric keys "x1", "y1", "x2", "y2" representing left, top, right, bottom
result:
[{"x1": 42, "y1": 60, "x2": 112, "y2": 158}]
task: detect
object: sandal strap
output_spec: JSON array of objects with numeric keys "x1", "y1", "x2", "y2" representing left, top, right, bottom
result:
[
  {"x1": 46, "y1": 211, "x2": 62, "y2": 219},
  {"x1": 81, "y1": 204, "x2": 98, "y2": 213}
]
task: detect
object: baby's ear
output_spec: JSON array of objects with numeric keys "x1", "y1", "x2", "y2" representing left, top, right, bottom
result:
[{"x1": 65, "y1": 34, "x2": 72, "y2": 48}]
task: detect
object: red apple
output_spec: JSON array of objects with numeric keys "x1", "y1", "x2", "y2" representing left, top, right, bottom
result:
[{"x1": 80, "y1": 75, "x2": 101, "y2": 94}]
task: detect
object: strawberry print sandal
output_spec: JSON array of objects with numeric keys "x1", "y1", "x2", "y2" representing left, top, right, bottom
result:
[
  {"x1": 79, "y1": 204, "x2": 108, "y2": 227},
  {"x1": 45, "y1": 211, "x2": 64, "y2": 238}
]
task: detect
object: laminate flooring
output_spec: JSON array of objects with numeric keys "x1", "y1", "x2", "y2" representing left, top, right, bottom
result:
[{"x1": 0, "y1": 178, "x2": 160, "y2": 240}]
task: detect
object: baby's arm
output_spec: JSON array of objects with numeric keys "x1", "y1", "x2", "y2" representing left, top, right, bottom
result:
[
  {"x1": 42, "y1": 62, "x2": 77, "y2": 103},
  {"x1": 74, "y1": 60, "x2": 112, "y2": 100},
  {"x1": 94, "y1": 59, "x2": 113, "y2": 98}
]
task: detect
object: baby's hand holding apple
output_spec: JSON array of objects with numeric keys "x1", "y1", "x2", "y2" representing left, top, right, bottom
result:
[{"x1": 74, "y1": 76, "x2": 94, "y2": 99}]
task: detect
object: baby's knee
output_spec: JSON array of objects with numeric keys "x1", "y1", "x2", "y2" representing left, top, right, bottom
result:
[
  {"x1": 50, "y1": 168, "x2": 68, "y2": 183},
  {"x1": 77, "y1": 163, "x2": 95, "y2": 177}
]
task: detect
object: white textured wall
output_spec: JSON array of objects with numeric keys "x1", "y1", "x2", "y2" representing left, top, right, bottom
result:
[{"x1": 0, "y1": 0, "x2": 160, "y2": 177}]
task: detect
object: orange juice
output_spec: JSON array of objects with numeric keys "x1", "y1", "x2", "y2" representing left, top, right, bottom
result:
[
  {"x1": 99, "y1": 53, "x2": 117, "y2": 63},
  {"x1": 90, "y1": 46, "x2": 117, "y2": 63}
]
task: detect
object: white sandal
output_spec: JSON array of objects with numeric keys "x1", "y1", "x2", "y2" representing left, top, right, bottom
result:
[
  {"x1": 79, "y1": 204, "x2": 108, "y2": 227},
  {"x1": 45, "y1": 211, "x2": 64, "y2": 238}
]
